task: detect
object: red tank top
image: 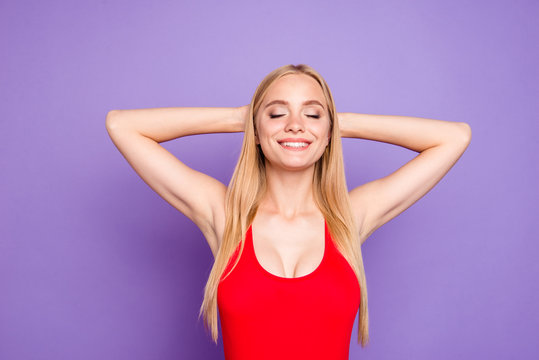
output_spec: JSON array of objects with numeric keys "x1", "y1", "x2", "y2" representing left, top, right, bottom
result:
[{"x1": 217, "y1": 219, "x2": 361, "y2": 360}]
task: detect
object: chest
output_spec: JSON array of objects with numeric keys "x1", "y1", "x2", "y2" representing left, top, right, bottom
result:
[
  {"x1": 216, "y1": 218, "x2": 361, "y2": 360},
  {"x1": 251, "y1": 218, "x2": 326, "y2": 279},
  {"x1": 217, "y1": 223, "x2": 361, "y2": 323}
]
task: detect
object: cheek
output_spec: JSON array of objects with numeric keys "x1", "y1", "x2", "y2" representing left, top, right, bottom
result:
[
  {"x1": 315, "y1": 122, "x2": 331, "y2": 137},
  {"x1": 257, "y1": 122, "x2": 280, "y2": 140}
]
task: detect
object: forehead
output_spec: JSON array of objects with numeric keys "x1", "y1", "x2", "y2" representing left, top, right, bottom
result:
[{"x1": 263, "y1": 74, "x2": 327, "y2": 108}]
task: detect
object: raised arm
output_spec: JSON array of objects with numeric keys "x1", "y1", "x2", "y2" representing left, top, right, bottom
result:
[
  {"x1": 339, "y1": 112, "x2": 472, "y2": 245},
  {"x1": 105, "y1": 106, "x2": 247, "y2": 256}
]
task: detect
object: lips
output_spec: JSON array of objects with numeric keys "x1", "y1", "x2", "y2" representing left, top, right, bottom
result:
[
  {"x1": 277, "y1": 138, "x2": 311, "y2": 151},
  {"x1": 277, "y1": 138, "x2": 312, "y2": 144}
]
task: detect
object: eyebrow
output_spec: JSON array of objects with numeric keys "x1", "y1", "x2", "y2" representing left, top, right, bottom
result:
[{"x1": 264, "y1": 99, "x2": 326, "y2": 110}]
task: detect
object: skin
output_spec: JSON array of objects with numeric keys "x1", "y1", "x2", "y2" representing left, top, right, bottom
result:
[
  {"x1": 250, "y1": 74, "x2": 333, "y2": 278},
  {"x1": 106, "y1": 73, "x2": 471, "y2": 279}
]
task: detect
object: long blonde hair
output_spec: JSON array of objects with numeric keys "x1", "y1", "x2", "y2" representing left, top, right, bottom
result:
[{"x1": 198, "y1": 64, "x2": 369, "y2": 347}]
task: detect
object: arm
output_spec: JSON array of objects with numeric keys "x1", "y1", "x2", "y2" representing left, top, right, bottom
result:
[
  {"x1": 106, "y1": 106, "x2": 247, "y2": 256},
  {"x1": 338, "y1": 112, "x2": 472, "y2": 244},
  {"x1": 107, "y1": 106, "x2": 246, "y2": 143}
]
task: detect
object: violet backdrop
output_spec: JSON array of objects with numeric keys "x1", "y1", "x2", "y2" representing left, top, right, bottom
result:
[{"x1": 1, "y1": 0, "x2": 537, "y2": 359}]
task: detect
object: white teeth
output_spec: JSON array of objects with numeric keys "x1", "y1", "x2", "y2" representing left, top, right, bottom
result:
[{"x1": 281, "y1": 142, "x2": 309, "y2": 148}]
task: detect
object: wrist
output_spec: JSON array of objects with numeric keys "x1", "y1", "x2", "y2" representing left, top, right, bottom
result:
[
  {"x1": 337, "y1": 112, "x2": 350, "y2": 137},
  {"x1": 234, "y1": 105, "x2": 248, "y2": 132}
]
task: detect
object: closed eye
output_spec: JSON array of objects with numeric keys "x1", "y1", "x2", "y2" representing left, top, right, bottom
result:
[{"x1": 269, "y1": 114, "x2": 320, "y2": 119}]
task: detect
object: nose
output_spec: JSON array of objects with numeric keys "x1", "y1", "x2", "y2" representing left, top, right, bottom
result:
[{"x1": 285, "y1": 112, "x2": 305, "y2": 133}]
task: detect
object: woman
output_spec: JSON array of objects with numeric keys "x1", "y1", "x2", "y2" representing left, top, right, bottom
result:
[{"x1": 106, "y1": 64, "x2": 471, "y2": 359}]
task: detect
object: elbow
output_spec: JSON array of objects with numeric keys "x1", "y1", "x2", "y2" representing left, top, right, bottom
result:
[
  {"x1": 106, "y1": 110, "x2": 122, "y2": 133},
  {"x1": 457, "y1": 122, "x2": 472, "y2": 145}
]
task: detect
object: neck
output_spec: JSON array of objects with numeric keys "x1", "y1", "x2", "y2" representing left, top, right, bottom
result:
[{"x1": 260, "y1": 162, "x2": 318, "y2": 219}]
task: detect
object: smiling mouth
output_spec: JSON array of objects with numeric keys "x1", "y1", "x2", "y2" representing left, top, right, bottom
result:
[{"x1": 278, "y1": 141, "x2": 310, "y2": 150}]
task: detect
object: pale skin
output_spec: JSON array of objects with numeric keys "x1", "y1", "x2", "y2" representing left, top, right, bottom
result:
[{"x1": 105, "y1": 73, "x2": 472, "y2": 279}]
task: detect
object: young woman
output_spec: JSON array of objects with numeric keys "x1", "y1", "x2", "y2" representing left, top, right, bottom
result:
[{"x1": 106, "y1": 64, "x2": 471, "y2": 359}]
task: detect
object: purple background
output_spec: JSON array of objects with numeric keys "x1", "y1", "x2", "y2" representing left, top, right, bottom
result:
[{"x1": 1, "y1": 0, "x2": 537, "y2": 359}]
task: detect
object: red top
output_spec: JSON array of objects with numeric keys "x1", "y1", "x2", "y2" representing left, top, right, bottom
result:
[{"x1": 217, "y1": 219, "x2": 361, "y2": 360}]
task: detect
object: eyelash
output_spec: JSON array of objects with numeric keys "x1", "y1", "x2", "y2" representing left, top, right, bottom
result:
[{"x1": 270, "y1": 114, "x2": 320, "y2": 119}]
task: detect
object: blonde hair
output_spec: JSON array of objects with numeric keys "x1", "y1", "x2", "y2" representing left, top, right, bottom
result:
[{"x1": 198, "y1": 64, "x2": 369, "y2": 347}]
